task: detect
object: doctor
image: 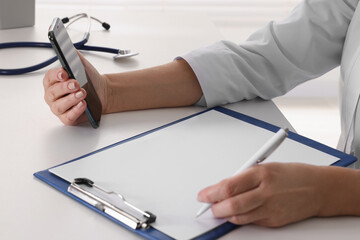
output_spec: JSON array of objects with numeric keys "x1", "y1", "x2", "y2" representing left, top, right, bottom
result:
[{"x1": 43, "y1": 0, "x2": 360, "y2": 227}]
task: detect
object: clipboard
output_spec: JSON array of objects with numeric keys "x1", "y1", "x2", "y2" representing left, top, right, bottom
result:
[{"x1": 34, "y1": 107, "x2": 356, "y2": 240}]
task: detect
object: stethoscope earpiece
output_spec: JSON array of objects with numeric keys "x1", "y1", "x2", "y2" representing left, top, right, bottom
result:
[{"x1": 102, "y1": 22, "x2": 111, "y2": 30}]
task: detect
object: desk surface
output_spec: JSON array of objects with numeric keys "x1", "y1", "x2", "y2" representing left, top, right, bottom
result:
[{"x1": 0, "y1": 7, "x2": 359, "y2": 240}]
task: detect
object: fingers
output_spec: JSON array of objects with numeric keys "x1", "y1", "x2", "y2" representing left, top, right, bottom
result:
[
  {"x1": 45, "y1": 79, "x2": 82, "y2": 104},
  {"x1": 197, "y1": 167, "x2": 261, "y2": 203},
  {"x1": 226, "y1": 206, "x2": 289, "y2": 227},
  {"x1": 196, "y1": 167, "x2": 265, "y2": 225},
  {"x1": 48, "y1": 86, "x2": 87, "y2": 126},
  {"x1": 221, "y1": 202, "x2": 289, "y2": 227},
  {"x1": 58, "y1": 100, "x2": 88, "y2": 126},
  {"x1": 197, "y1": 163, "x2": 321, "y2": 227},
  {"x1": 211, "y1": 187, "x2": 264, "y2": 219},
  {"x1": 50, "y1": 89, "x2": 86, "y2": 116},
  {"x1": 43, "y1": 67, "x2": 88, "y2": 125},
  {"x1": 43, "y1": 68, "x2": 69, "y2": 90},
  {"x1": 44, "y1": 68, "x2": 74, "y2": 105},
  {"x1": 226, "y1": 207, "x2": 265, "y2": 226}
]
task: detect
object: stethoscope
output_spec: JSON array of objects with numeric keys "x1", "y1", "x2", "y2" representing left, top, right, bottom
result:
[{"x1": 0, "y1": 13, "x2": 138, "y2": 75}]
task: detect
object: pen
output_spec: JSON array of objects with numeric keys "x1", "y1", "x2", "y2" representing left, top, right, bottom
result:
[{"x1": 195, "y1": 127, "x2": 289, "y2": 218}]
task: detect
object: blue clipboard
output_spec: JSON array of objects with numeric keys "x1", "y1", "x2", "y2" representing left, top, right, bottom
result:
[{"x1": 34, "y1": 107, "x2": 356, "y2": 240}]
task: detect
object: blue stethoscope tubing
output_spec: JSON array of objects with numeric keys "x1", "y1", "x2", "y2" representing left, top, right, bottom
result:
[
  {"x1": 0, "y1": 13, "x2": 135, "y2": 75},
  {"x1": 0, "y1": 39, "x2": 119, "y2": 75}
]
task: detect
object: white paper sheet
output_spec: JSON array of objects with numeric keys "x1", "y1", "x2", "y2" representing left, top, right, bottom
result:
[{"x1": 50, "y1": 110, "x2": 337, "y2": 239}]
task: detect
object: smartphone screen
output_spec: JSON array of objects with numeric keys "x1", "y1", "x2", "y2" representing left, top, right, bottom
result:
[{"x1": 48, "y1": 17, "x2": 102, "y2": 128}]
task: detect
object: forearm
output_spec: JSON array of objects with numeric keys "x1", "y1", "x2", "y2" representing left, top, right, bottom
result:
[
  {"x1": 317, "y1": 166, "x2": 360, "y2": 216},
  {"x1": 181, "y1": 0, "x2": 354, "y2": 107},
  {"x1": 102, "y1": 59, "x2": 202, "y2": 113}
]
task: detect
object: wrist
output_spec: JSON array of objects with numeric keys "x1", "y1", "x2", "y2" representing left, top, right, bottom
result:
[
  {"x1": 316, "y1": 166, "x2": 360, "y2": 217},
  {"x1": 102, "y1": 72, "x2": 135, "y2": 113},
  {"x1": 100, "y1": 73, "x2": 111, "y2": 114}
]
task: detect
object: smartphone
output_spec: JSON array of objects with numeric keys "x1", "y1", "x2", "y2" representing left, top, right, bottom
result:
[{"x1": 48, "y1": 17, "x2": 102, "y2": 128}]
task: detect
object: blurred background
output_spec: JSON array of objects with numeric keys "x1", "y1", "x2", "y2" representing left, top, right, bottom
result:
[{"x1": 36, "y1": 0, "x2": 340, "y2": 148}]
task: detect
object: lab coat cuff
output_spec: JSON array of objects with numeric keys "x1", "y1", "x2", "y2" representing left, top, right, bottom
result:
[
  {"x1": 174, "y1": 56, "x2": 207, "y2": 107},
  {"x1": 175, "y1": 46, "x2": 226, "y2": 108}
]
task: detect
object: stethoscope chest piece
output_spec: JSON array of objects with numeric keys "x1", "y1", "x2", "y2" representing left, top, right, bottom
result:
[{"x1": 114, "y1": 49, "x2": 139, "y2": 59}]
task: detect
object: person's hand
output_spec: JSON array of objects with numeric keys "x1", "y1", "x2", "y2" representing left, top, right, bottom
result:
[
  {"x1": 197, "y1": 162, "x2": 324, "y2": 227},
  {"x1": 43, "y1": 54, "x2": 108, "y2": 125}
]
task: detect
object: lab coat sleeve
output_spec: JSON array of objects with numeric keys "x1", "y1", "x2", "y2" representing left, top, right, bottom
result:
[{"x1": 180, "y1": 0, "x2": 358, "y2": 107}]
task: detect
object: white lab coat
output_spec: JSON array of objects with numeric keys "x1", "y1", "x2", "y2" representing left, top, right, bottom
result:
[{"x1": 181, "y1": 0, "x2": 360, "y2": 167}]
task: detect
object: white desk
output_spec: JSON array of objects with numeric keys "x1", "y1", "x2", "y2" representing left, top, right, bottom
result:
[{"x1": 0, "y1": 7, "x2": 359, "y2": 240}]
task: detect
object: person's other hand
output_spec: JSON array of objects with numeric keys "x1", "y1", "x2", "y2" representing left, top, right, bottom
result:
[
  {"x1": 197, "y1": 162, "x2": 323, "y2": 227},
  {"x1": 43, "y1": 54, "x2": 108, "y2": 126}
]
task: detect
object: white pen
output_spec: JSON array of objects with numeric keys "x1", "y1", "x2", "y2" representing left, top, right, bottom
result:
[{"x1": 195, "y1": 128, "x2": 289, "y2": 218}]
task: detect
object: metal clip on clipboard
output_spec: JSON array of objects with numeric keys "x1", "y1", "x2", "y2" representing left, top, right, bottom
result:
[{"x1": 68, "y1": 178, "x2": 156, "y2": 229}]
